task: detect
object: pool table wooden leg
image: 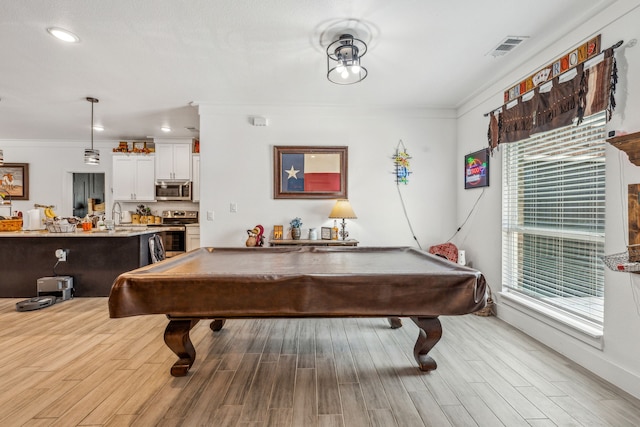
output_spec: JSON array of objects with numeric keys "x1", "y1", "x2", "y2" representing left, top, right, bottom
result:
[
  {"x1": 387, "y1": 317, "x2": 403, "y2": 329},
  {"x1": 410, "y1": 316, "x2": 442, "y2": 372},
  {"x1": 164, "y1": 318, "x2": 200, "y2": 377},
  {"x1": 210, "y1": 319, "x2": 226, "y2": 331}
]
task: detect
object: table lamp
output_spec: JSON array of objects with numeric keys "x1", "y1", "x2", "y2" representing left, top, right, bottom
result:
[{"x1": 328, "y1": 199, "x2": 357, "y2": 240}]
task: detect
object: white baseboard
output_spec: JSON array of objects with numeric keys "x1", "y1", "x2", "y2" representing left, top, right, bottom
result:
[{"x1": 497, "y1": 300, "x2": 640, "y2": 400}]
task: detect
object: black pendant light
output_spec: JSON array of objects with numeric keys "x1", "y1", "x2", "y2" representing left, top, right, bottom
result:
[
  {"x1": 326, "y1": 34, "x2": 368, "y2": 85},
  {"x1": 84, "y1": 97, "x2": 100, "y2": 165}
]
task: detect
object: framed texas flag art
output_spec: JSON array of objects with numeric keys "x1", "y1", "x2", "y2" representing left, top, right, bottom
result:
[{"x1": 273, "y1": 146, "x2": 348, "y2": 199}]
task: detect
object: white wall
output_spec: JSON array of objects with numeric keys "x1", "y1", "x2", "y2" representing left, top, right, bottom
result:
[
  {"x1": 0, "y1": 140, "x2": 114, "y2": 218},
  {"x1": 198, "y1": 105, "x2": 458, "y2": 249},
  {"x1": 456, "y1": 0, "x2": 640, "y2": 399},
  {"x1": 0, "y1": 140, "x2": 199, "y2": 221}
]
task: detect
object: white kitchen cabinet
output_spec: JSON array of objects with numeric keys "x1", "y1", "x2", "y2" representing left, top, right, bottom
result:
[
  {"x1": 191, "y1": 154, "x2": 200, "y2": 202},
  {"x1": 186, "y1": 225, "x2": 200, "y2": 252},
  {"x1": 112, "y1": 155, "x2": 155, "y2": 201},
  {"x1": 155, "y1": 143, "x2": 191, "y2": 181}
]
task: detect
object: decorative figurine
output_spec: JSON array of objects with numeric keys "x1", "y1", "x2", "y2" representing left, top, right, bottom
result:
[{"x1": 245, "y1": 224, "x2": 265, "y2": 247}]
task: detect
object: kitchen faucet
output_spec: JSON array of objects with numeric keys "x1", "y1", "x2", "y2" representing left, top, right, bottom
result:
[{"x1": 112, "y1": 201, "x2": 122, "y2": 225}]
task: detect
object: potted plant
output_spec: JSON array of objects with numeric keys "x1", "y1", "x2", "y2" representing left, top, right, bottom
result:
[
  {"x1": 136, "y1": 204, "x2": 152, "y2": 224},
  {"x1": 290, "y1": 217, "x2": 303, "y2": 240}
]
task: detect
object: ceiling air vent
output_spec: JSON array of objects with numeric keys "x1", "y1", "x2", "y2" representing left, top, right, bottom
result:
[{"x1": 487, "y1": 36, "x2": 528, "y2": 57}]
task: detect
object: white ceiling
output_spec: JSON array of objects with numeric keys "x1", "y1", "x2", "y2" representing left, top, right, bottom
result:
[{"x1": 0, "y1": 0, "x2": 615, "y2": 141}]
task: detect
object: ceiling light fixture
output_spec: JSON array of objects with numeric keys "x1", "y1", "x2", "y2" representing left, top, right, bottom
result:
[
  {"x1": 161, "y1": 126, "x2": 172, "y2": 132},
  {"x1": 327, "y1": 34, "x2": 368, "y2": 85},
  {"x1": 93, "y1": 125, "x2": 104, "y2": 132},
  {"x1": 47, "y1": 27, "x2": 80, "y2": 43},
  {"x1": 84, "y1": 97, "x2": 100, "y2": 165}
]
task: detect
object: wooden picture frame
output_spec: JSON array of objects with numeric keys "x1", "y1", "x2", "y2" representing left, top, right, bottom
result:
[
  {"x1": 274, "y1": 146, "x2": 348, "y2": 199},
  {"x1": 321, "y1": 227, "x2": 332, "y2": 240},
  {"x1": 0, "y1": 163, "x2": 29, "y2": 200}
]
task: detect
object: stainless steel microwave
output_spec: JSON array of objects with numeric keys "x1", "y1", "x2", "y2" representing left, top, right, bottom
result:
[{"x1": 155, "y1": 181, "x2": 191, "y2": 201}]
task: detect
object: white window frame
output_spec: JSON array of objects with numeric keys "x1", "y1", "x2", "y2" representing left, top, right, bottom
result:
[{"x1": 501, "y1": 112, "x2": 606, "y2": 347}]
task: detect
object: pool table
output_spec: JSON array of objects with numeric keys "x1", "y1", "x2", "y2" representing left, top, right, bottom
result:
[{"x1": 109, "y1": 246, "x2": 487, "y2": 376}]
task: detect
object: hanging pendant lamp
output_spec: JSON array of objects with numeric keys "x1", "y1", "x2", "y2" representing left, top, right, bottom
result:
[{"x1": 84, "y1": 97, "x2": 100, "y2": 165}]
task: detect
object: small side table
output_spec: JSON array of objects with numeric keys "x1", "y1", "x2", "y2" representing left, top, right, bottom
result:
[{"x1": 268, "y1": 239, "x2": 359, "y2": 247}]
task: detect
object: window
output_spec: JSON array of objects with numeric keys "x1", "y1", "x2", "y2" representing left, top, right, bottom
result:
[{"x1": 502, "y1": 111, "x2": 606, "y2": 325}]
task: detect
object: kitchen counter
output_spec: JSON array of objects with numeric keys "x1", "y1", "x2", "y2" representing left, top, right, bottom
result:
[
  {"x1": 0, "y1": 226, "x2": 165, "y2": 238},
  {"x1": 1, "y1": 227, "x2": 165, "y2": 297}
]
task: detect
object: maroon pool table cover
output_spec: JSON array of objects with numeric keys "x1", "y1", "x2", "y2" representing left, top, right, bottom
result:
[{"x1": 109, "y1": 246, "x2": 487, "y2": 319}]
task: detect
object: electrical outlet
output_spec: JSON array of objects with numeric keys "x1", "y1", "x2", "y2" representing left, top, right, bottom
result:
[
  {"x1": 55, "y1": 248, "x2": 67, "y2": 262},
  {"x1": 207, "y1": 211, "x2": 214, "y2": 221},
  {"x1": 230, "y1": 203, "x2": 238, "y2": 213}
]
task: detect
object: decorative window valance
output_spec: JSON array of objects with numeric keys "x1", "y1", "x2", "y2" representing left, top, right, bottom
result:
[{"x1": 487, "y1": 40, "x2": 620, "y2": 152}]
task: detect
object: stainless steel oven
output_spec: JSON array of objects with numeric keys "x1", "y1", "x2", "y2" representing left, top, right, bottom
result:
[{"x1": 157, "y1": 210, "x2": 198, "y2": 257}]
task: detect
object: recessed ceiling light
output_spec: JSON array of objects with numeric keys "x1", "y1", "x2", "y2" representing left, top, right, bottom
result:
[
  {"x1": 47, "y1": 27, "x2": 80, "y2": 43},
  {"x1": 93, "y1": 125, "x2": 104, "y2": 132},
  {"x1": 161, "y1": 126, "x2": 171, "y2": 132}
]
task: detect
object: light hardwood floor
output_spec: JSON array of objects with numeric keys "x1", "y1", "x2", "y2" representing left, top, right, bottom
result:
[{"x1": 1, "y1": 297, "x2": 639, "y2": 426}]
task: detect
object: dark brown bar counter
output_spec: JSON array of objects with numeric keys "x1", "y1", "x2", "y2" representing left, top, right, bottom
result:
[{"x1": 0, "y1": 228, "x2": 164, "y2": 297}]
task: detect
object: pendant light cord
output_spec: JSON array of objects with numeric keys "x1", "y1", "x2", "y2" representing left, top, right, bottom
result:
[
  {"x1": 395, "y1": 140, "x2": 422, "y2": 250},
  {"x1": 91, "y1": 100, "x2": 94, "y2": 149},
  {"x1": 446, "y1": 188, "x2": 486, "y2": 243},
  {"x1": 87, "y1": 97, "x2": 98, "y2": 149},
  {"x1": 396, "y1": 182, "x2": 422, "y2": 250}
]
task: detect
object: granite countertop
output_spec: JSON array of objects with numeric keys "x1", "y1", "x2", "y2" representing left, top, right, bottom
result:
[{"x1": 0, "y1": 226, "x2": 166, "y2": 238}]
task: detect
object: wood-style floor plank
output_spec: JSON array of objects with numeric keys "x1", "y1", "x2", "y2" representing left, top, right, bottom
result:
[
  {"x1": 266, "y1": 408, "x2": 293, "y2": 427},
  {"x1": 342, "y1": 318, "x2": 391, "y2": 411},
  {"x1": 269, "y1": 354, "x2": 297, "y2": 409},
  {"x1": 339, "y1": 382, "x2": 369, "y2": 427},
  {"x1": 1, "y1": 298, "x2": 640, "y2": 426},
  {"x1": 328, "y1": 318, "x2": 359, "y2": 384},
  {"x1": 297, "y1": 319, "x2": 316, "y2": 369},
  {"x1": 222, "y1": 353, "x2": 262, "y2": 406},
  {"x1": 368, "y1": 409, "x2": 398, "y2": 427},
  {"x1": 291, "y1": 368, "x2": 317, "y2": 427},
  {"x1": 239, "y1": 361, "x2": 278, "y2": 423}
]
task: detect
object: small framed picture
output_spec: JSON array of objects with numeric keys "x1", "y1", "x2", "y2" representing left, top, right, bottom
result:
[
  {"x1": 321, "y1": 227, "x2": 332, "y2": 240},
  {"x1": 0, "y1": 163, "x2": 29, "y2": 200}
]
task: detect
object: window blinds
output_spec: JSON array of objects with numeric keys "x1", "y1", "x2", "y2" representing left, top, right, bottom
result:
[{"x1": 502, "y1": 111, "x2": 606, "y2": 324}]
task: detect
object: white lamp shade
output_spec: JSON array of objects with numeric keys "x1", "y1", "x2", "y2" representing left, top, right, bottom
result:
[{"x1": 84, "y1": 148, "x2": 100, "y2": 165}]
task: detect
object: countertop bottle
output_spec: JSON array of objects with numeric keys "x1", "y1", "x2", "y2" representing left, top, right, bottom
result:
[{"x1": 331, "y1": 220, "x2": 339, "y2": 240}]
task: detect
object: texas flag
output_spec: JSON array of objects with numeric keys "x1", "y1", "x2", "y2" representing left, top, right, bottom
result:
[{"x1": 281, "y1": 153, "x2": 341, "y2": 192}]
